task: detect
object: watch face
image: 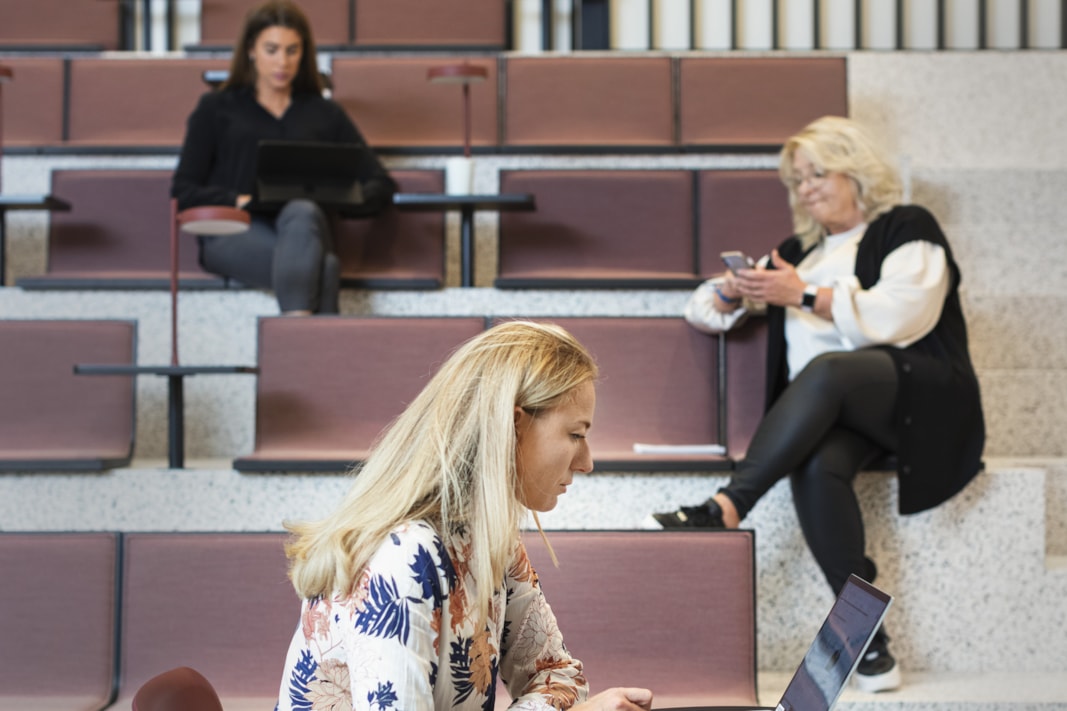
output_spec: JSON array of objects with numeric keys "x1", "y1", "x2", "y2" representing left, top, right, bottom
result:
[{"x1": 802, "y1": 288, "x2": 817, "y2": 309}]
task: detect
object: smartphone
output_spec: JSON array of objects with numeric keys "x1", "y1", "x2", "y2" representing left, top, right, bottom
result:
[{"x1": 721, "y1": 251, "x2": 755, "y2": 275}]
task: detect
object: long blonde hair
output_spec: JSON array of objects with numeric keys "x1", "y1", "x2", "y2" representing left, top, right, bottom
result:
[
  {"x1": 779, "y1": 116, "x2": 903, "y2": 249},
  {"x1": 285, "y1": 320, "x2": 597, "y2": 622}
]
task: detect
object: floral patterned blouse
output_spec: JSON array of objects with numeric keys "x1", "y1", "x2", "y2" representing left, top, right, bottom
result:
[{"x1": 276, "y1": 521, "x2": 588, "y2": 711}]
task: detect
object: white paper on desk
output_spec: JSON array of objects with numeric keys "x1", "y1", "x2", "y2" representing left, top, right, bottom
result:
[{"x1": 632, "y1": 443, "x2": 726, "y2": 455}]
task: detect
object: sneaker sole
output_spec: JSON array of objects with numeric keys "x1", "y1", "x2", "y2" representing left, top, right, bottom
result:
[
  {"x1": 853, "y1": 664, "x2": 902, "y2": 693},
  {"x1": 639, "y1": 514, "x2": 666, "y2": 530}
]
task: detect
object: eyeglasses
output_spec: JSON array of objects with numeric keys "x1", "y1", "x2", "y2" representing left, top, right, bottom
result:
[{"x1": 787, "y1": 171, "x2": 829, "y2": 190}]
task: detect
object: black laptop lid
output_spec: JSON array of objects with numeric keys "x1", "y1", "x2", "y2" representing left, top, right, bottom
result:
[{"x1": 251, "y1": 140, "x2": 383, "y2": 211}]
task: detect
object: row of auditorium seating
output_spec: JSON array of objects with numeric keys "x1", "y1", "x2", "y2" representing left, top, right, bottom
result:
[
  {"x1": 0, "y1": 54, "x2": 846, "y2": 151},
  {"x1": 18, "y1": 167, "x2": 791, "y2": 290},
  {"x1": 0, "y1": 315, "x2": 768, "y2": 473},
  {"x1": 0, "y1": 528, "x2": 758, "y2": 711},
  {"x1": 0, "y1": 0, "x2": 509, "y2": 53},
  {"x1": 20, "y1": 168, "x2": 447, "y2": 290}
]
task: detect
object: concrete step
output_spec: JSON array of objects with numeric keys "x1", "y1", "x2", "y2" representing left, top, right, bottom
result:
[{"x1": 758, "y1": 671, "x2": 1067, "y2": 711}]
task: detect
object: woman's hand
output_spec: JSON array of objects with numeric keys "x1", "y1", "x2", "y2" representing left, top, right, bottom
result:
[
  {"x1": 572, "y1": 687, "x2": 653, "y2": 711},
  {"x1": 734, "y1": 249, "x2": 805, "y2": 308},
  {"x1": 236, "y1": 194, "x2": 252, "y2": 208},
  {"x1": 712, "y1": 271, "x2": 744, "y2": 312}
]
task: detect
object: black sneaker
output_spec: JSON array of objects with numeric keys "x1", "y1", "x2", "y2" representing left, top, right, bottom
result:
[
  {"x1": 854, "y1": 628, "x2": 902, "y2": 692},
  {"x1": 642, "y1": 499, "x2": 725, "y2": 529}
]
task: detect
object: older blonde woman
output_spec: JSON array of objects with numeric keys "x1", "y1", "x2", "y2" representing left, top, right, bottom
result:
[
  {"x1": 649, "y1": 116, "x2": 985, "y2": 693},
  {"x1": 277, "y1": 321, "x2": 653, "y2": 711}
]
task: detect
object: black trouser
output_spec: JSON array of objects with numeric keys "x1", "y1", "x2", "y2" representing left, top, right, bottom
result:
[
  {"x1": 721, "y1": 349, "x2": 899, "y2": 595},
  {"x1": 198, "y1": 199, "x2": 340, "y2": 314}
]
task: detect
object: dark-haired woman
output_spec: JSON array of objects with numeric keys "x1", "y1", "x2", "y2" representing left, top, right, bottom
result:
[{"x1": 172, "y1": 0, "x2": 394, "y2": 314}]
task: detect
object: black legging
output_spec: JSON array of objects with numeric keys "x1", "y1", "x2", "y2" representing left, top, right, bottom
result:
[
  {"x1": 198, "y1": 199, "x2": 340, "y2": 314},
  {"x1": 721, "y1": 349, "x2": 899, "y2": 594}
]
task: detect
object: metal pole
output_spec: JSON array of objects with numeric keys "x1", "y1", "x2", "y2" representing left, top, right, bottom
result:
[
  {"x1": 463, "y1": 82, "x2": 472, "y2": 158},
  {"x1": 170, "y1": 199, "x2": 179, "y2": 366}
]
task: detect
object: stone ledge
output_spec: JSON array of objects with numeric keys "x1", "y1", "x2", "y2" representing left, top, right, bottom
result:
[{"x1": 758, "y1": 671, "x2": 1067, "y2": 710}]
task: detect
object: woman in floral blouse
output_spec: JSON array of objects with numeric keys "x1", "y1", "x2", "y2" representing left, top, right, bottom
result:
[{"x1": 276, "y1": 321, "x2": 653, "y2": 711}]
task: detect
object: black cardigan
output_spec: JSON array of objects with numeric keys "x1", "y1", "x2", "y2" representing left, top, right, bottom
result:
[{"x1": 768, "y1": 205, "x2": 985, "y2": 515}]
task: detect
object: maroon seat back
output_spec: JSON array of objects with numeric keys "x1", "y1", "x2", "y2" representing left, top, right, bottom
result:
[
  {"x1": 696, "y1": 170, "x2": 788, "y2": 456},
  {"x1": 679, "y1": 57, "x2": 847, "y2": 146},
  {"x1": 504, "y1": 56, "x2": 673, "y2": 147},
  {"x1": 0, "y1": 57, "x2": 65, "y2": 147},
  {"x1": 197, "y1": 0, "x2": 350, "y2": 48},
  {"x1": 114, "y1": 533, "x2": 296, "y2": 710},
  {"x1": 234, "y1": 316, "x2": 487, "y2": 471},
  {"x1": 331, "y1": 56, "x2": 498, "y2": 149},
  {"x1": 497, "y1": 170, "x2": 698, "y2": 288},
  {"x1": 66, "y1": 57, "x2": 229, "y2": 148},
  {"x1": 519, "y1": 530, "x2": 758, "y2": 707},
  {"x1": 335, "y1": 169, "x2": 446, "y2": 289},
  {"x1": 0, "y1": 320, "x2": 135, "y2": 470},
  {"x1": 19, "y1": 170, "x2": 223, "y2": 289},
  {"x1": 0, "y1": 532, "x2": 120, "y2": 710},
  {"x1": 724, "y1": 320, "x2": 769, "y2": 457},
  {"x1": 698, "y1": 169, "x2": 793, "y2": 278},
  {"x1": 0, "y1": 0, "x2": 122, "y2": 50},
  {"x1": 493, "y1": 317, "x2": 724, "y2": 470},
  {"x1": 352, "y1": 0, "x2": 507, "y2": 48}
]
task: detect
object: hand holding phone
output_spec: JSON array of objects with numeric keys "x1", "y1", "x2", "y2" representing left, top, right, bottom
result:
[{"x1": 721, "y1": 251, "x2": 755, "y2": 275}]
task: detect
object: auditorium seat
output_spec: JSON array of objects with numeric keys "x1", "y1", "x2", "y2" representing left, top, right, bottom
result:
[
  {"x1": 678, "y1": 56, "x2": 848, "y2": 147},
  {"x1": 0, "y1": 532, "x2": 121, "y2": 711},
  {"x1": 193, "y1": 0, "x2": 350, "y2": 50},
  {"x1": 0, "y1": 57, "x2": 66, "y2": 148},
  {"x1": 495, "y1": 170, "x2": 700, "y2": 289},
  {"x1": 0, "y1": 320, "x2": 136, "y2": 471},
  {"x1": 65, "y1": 57, "x2": 228, "y2": 148},
  {"x1": 111, "y1": 532, "x2": 295, "y2": 711},
  {"x1": 503, "y1": 56, "x2": 673, "y2": 148},
  {"x1": 17, "y1": 170, "x2": 226, "y2": 290},
  {"x1": 233, "y1": 316, "x2": 486, "y2": 472},
  {"x1": 351, "y1": 0, "x2": 508, "y2": 50},
  {"x1": 335, "y1": 169, "x2": 447, "y2": 289},
  {"x1": 516, "y1": 529, "x2": 758, "y2": 708},
  {"x1": 721, "y1": 319, "x2": 769, "y2": 458},
  {"x1": 0, "y1": 0, "x2": 126, "y2": 51},
  {"x1": 695, "y1": 170, "x2": 790, "y2": 456},
  {"x1": 493, "y1": 317, "x2": 730, "y2": 471},
  {"x1": 697, "y1": 169, "x2": 793, "y2": 277},
  {"x1": 331, "y1": 56, "x2": 498, "y2": 150}
]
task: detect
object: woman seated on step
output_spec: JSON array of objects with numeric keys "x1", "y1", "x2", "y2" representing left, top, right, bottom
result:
[{"x1": 648, "y1": 115, "x2": 985, "y2": 694}]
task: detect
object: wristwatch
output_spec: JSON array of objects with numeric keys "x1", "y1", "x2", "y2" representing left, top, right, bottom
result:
[{"x1": 801, "y1": 284, "x2": 818, "y2": 312}]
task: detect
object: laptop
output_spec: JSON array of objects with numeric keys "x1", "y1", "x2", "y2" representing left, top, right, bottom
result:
[
  {"x1": 659, "y1": 574, "x2": 893, "y2": 711},
  {"x1": 248, "y1": 140, "x2": 384, "y2": 212}
]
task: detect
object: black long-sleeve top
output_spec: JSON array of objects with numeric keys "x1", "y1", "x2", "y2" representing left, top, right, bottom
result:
[{"x1": 171, "y1": 86, "x2": 394, "y2": 212}]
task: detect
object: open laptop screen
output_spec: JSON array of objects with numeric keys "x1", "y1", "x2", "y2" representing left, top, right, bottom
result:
[{"x1": 776, "y1": 575, "x2": 892, "y2": 711}]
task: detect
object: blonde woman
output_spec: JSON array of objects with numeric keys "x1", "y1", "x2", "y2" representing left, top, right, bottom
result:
[
  {"x1": 277, "y1": 321, "x2": 653, "y2": 711},
  {"x1": 649, "y1": 116, "x2": 985, "y2": 693}
]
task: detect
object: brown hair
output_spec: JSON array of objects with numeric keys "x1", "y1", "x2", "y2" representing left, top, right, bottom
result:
[{"x1": 223, "y1": 0, "x2": 323, "y2": 95}]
